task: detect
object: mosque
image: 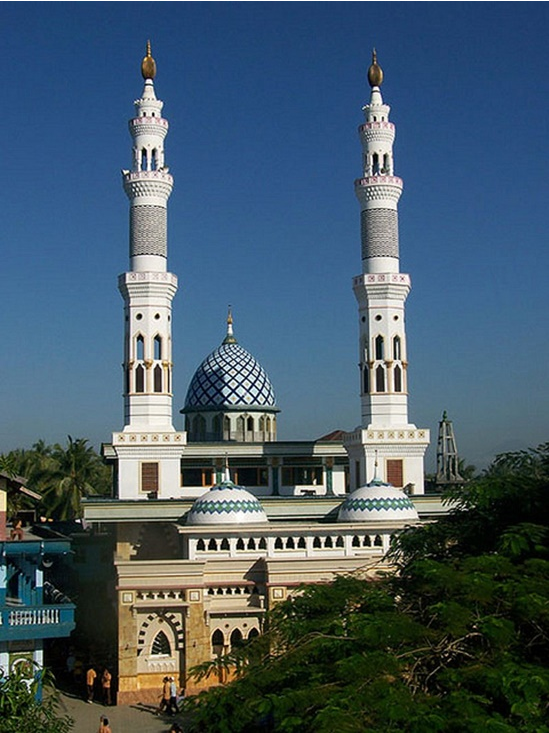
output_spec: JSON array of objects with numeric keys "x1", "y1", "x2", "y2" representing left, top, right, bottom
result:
[{"x1": 83, "y1": 44, "x2": 440, "y2": 704}]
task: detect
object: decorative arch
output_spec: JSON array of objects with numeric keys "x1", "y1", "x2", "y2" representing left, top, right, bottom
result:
[{"x1": 137, "y1": 612, "x2": 184, "y2": 660}]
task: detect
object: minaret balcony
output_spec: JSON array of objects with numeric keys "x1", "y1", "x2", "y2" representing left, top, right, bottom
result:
[
  {"x1": 359, "y1": 122, "x2": 395, "y2": 145},
  {"x1": 359, "y1": 121, "x2": 395, "y2": 132},
  {"x1": 130, "y1": 116, "x2": 168, "y2": 128},
  {"x1": 123, "y1": 170, "x2": 174, "y2": 201},
  {"x1": 129, "y1": 116, "x2": 169, "y2": 140},
  {"x1": 355, "y1": 176, "x2": 403, "y2": 205}
]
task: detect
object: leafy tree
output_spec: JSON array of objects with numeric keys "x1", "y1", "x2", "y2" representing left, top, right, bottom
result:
[
  {"x1": 184, "y1": 444, "x2": 549, "y2": 732},
  {"x1": 2, "y1": 437, "x2": 111, "y2": 520},
  {"x1": 0, "y1": 666, "x2": 73, "y2": 733}
]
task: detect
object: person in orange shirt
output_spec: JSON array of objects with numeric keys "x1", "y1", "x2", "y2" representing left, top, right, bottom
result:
[{"x1": 86, "y1": 666, "x2": 97, "y2": 703}]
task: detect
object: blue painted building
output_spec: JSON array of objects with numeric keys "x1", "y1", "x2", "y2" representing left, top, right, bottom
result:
[{"x1": 0, "y1": 475, "x2": 76, "y2": 678}]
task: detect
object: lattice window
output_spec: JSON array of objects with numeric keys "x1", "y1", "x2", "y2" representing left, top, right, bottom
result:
[
  {"x1": 141, "y1": 462, "x2": 159, "y2": 493},
  {"x1": 151, "y1": 631, "x2": 171, "y2": 656},
  {"x1": 387, "y1": 459, "x2": 403, "y2": 488}
]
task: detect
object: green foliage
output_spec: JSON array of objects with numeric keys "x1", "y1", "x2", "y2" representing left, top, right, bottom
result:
[
  {"x1": 184, "y1": 444, "x2": 549, "y2": 732},
  {"x1": 0, "y1": 666, "x2": 73, "y2": 733},
  {"x1": 2, "y1": 436, "x2": 111, "y2": 519}
]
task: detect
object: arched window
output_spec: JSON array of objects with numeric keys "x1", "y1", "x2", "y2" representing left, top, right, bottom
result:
[
  {"x1": 259, "y1": 416, "x2": 265, "y2": 432},
  {"x1": 375, "y1": 335, "x2": 384, "y2": 360},
  {"x1": 363, "y1": 365, "x2": 369, "y2": 394},
  {"x1": 274, "y1": 537, "x2": 283, "y2": 550},
  {"x1": 394, "y1": 365, "x2": 402, "y2": 393},
  {"x1": 297, "y1": 537, "x2": 306, "y2": 549},
  {"x1": 336, "y1": 536, "x2": 344, "y2": 548},
  {"x1": 372, "y1": 152, "x2": 379, "y2": 174},
  {"x1": 352, "y1": 535, "x2": 360, "y2": 548},
  {"x1": 248, "y1": 628, "x2": 259, "y2": 640},
  {"x1": 247, "y1": 416, "x2": 254, "y2": 432},
  {"x1": 141, "y1": 148, "x2": 147, "y2": 171},
  {"x1": 154, "y1": 365, "x2": 162, "y2": 393},
  {"x1": 135, "y1": 364, "x2": 145, "y2": 393},
  {"x1": 364, "y1": 535, "x2": 372, "y2": 547},
  {"x1": 230, "y1": 629, "x2": 243, "y2": 650},
  {"x1": 286, "y1": 537, "x2": 295, "y2": 549},
  {"x1": 151, "y1": 631, "x2": 171, "y2": 656},
  {"x1": 136, "y1": 335, "x2": 144, "y2": 360},
  {"x1": 154, "y1": 336, "x2": 162, "y2": 360},
  {"x1": 151, "y1": 148, "x2": 158, "y2": 170},
  {"x1": 212, "y1": 630, "x2": 224, "y2": 655},
  {"x1": 237, "y1": 416, "x2": 245, "y2": 436},
  {"x1": 247, "y1": 538, "x2": 256, "y2": 550},
  {"x1": 192, "y1": 415, "x2": 206, "y2": 441},
  {"x1": 266, "y1": 417, "x2": 271, "y2": 432},
  {"x1": 374, "y1": 535, "x2": 383, "y2": 547},
  {"x1": 236, "y1": 538, "x2": 245, "y2": 550},
  {"x1": 383, "y1": 153, "x2": 390, "y2": 173},
  {"x1": 207, "y1": 538, "x2": 218, "y2": 551},
  {"x1": 258, "y1": 537, "x2": 267, "y2": 550},
  {"x1": 393, "y1": 336, "x2": 401, "y2": 361},
  {"x1": 223, "y1": 416, "x2": 231, "y2": 438},
  {"x1": 324, "y1": 536, "x2": 333, "y2": 548},
  {"x1": 213, "y1": 415, "x2": 221, "y2": 440},
  {"x1": 376, "y1": 365, "x2": 385, "y2": 392},
  {"x1": 197, "y1": 539, "x2": 205, "y2": 551},
  {"x1": 313, "y1": 537, "x2": 321, "y2": 549},
  {"x1": 220, "y1": 538, "x2": 230, "y2": 551}
]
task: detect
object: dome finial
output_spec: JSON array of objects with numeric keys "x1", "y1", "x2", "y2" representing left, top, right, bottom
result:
[
  {"x1": 223, "y1": 453, "x2": 232, "y2": 484},
  {"x1": 367, "y1": 48, "x2": 383, "y2": 88},
  {"x1": 223, "y1": 306, "x2": 237, "y2": 344},
  {"x1": 141, "y1": 39, "x2": 157, "y2": 80}
]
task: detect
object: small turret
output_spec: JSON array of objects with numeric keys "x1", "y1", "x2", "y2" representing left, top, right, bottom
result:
[{"x1": 435, "y1": 411, "x2": 464, "y2": 485}]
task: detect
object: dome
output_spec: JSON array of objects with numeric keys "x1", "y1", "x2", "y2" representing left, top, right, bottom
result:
[
  {"x1": 337, "y1": 477, "x2": 419, "y2": 523},
  {"x1": 186, "y1": 479, "x2": 269, "y2": 526},
  {"x1": 183, "y1": 314, "x2": 277, "y2": 411}
]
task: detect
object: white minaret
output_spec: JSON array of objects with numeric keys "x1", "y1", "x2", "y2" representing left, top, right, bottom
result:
[
  {"x1": 111, "y1": 43, "x2": 185, "y2": 500},
  {"x1": 344, "y1": 51, "x2": 429, "y2": 494}
]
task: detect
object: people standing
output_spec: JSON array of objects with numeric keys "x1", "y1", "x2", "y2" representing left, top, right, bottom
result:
[
  {"x1": 86, "y1": 665, "x2": 97, "y2": 703},
  {"x1": 101, "y1": 667, "x2": 112, "y2": 706},
  {"x1": 169, "y1": 676, "x2": 177, "y2": 715},
  {"x1": 157, "y1": 676, "x2": 171, "y2": 714}
]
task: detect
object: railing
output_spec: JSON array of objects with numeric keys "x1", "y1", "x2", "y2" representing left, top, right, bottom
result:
[
  {"x1": 8, "y1": 607, "x2": 61, "y2": 626},
  {"x1": 0, "y1": 604, "x2": 76, "y2": 639}
]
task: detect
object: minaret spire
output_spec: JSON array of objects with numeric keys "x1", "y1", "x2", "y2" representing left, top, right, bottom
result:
[
  {"x1": 119, "y1": 44, "x2": 177, "y2": 429},
  {"x1": 344, "y1": 52, "x2": 429, "y2": 495}
]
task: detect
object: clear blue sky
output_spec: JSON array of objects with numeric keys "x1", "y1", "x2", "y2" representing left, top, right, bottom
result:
[{"x1": 1, "y1": 2, "x2": 548, "y2": 471}]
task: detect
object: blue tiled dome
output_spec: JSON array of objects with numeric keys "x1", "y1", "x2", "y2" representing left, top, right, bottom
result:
[{"x1": 184, "y1": 325, "x2": 276, "y2": 410}]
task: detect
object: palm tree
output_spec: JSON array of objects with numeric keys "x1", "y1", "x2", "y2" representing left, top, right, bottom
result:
[{"x1": 40, "y1": 437, "x2": 110, "y2": 520}]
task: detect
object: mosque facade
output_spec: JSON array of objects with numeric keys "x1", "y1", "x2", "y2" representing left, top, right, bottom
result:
[{"x1": 84, "y1": 45, "x2": 434, "y2": 704}]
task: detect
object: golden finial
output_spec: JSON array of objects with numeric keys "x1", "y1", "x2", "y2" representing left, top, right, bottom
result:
[
  {"x1": 367, "y1": 48, "x2": 383, "y2": 88},
  {"x1": 141, "y1": 40, "x2": 157, "y2": 80},
  {"x1": 223, "y1": 306, "x2": 236, "y2": 344}
]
